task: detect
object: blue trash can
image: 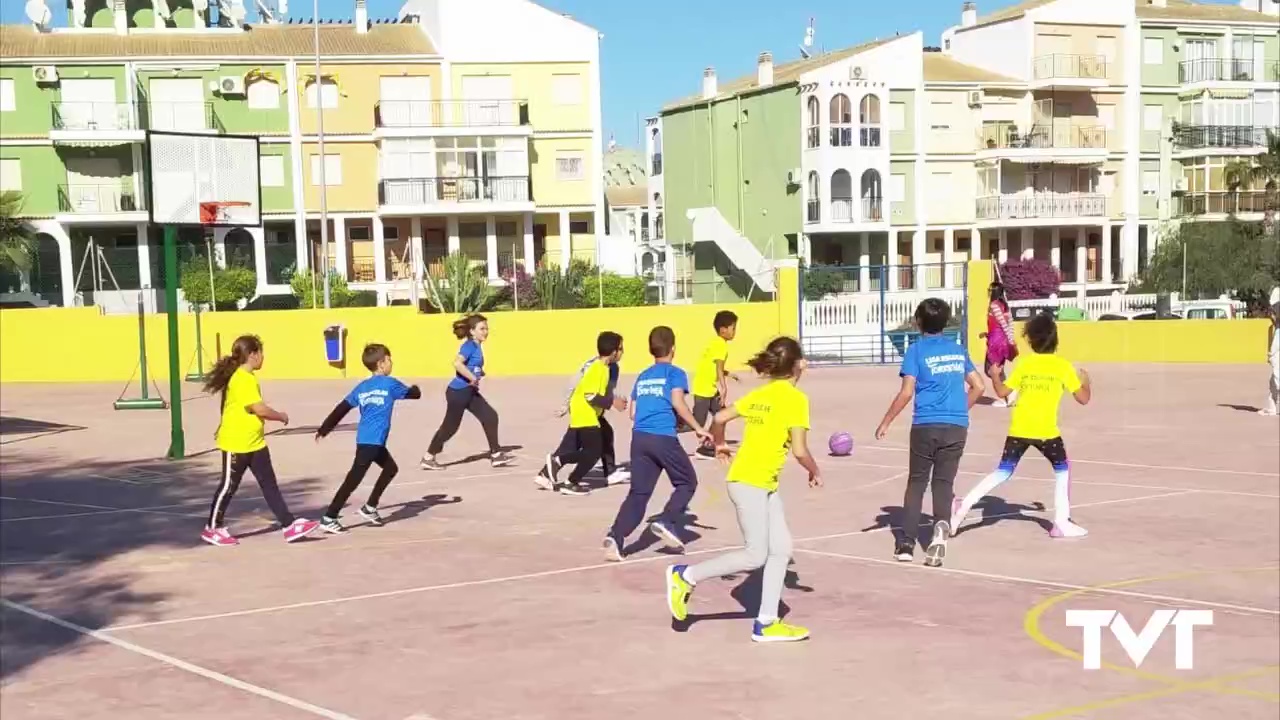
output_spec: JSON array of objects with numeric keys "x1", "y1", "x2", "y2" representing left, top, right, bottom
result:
[{"x1": 323, "y1": 324, "x2": 344, "y2": 364}]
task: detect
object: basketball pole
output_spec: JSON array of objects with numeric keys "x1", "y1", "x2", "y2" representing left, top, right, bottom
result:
[{"x1": 164, "y1": 225, "x2": 186, "y2": 459}]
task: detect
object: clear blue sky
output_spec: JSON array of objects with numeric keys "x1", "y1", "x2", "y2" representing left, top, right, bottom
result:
[{"x1": 3, "y1": 0, "x2": 1245, "y2": 150}]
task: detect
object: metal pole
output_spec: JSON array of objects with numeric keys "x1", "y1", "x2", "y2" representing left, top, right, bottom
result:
[
  {"x1": 313, "y1": 0, "x2": 331, "y2": 309},
  {"x1": 137, "y1": 294, "x2": 150, "y2": 400},
  {"x1": 193, "y1": 304, "x2": 205, "y2": 378},
  {"x1": 206, "y1": 236, "x2": 217, "y2": 312},
  {"x1": 163, "y1": 226, "x2": 185, "y2": 459},
  {"x1": 878, "y1": 265, "x2": 887, "y2": 364}
]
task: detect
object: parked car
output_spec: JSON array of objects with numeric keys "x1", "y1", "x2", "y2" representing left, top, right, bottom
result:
[
  {"x1": 1097, "y1": 310, "x2": 1182, "y2": 321},
  {"x1": 1177, "y1": 300, "x2": 1242, "y2": 319}
]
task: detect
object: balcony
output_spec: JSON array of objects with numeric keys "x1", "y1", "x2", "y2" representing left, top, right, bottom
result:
[
  {"x1": 1176, "y1": 190, "x2": 1279, "y2": 217},
  {"x1": 57, "y1": 183, "x2": 146, "y2": 222},
  {"x1": 1172, "y1": 124, "x2": 1279, "y2": 151},
  {"x1": 1031, "y1": 54, "x2": 1108, "y2": 90},
  {"x1": 49, "y1": 102, "x2": 143, "y2": 143},
  {"x1": 978, "y1": 124, "x2": 1108, "y2": 162},
  {"x1": 378, "y1": 176, "x2": 533, "y2": 214},
  {"x1": 374, "y1": 100, "x2": 531, "y2": 137},
  {"x1": 823, "y1": 197, "x2": 886, "y2": 225},
  {"x1": 1179, "y1": 59, "x2": 1280, "y2": 84},
  {"x1": 651, "y1": 153, "x2": 663, "y2": 177},
  {"x1": 975, "y1": 192, "x2": 1107, "y2": 225},
  {"x1": 140, "y1": 101, "x2": 222, "y2": 133},
  {"x1": 862, "y1": 197, "x2": 884, "y2": 222}
]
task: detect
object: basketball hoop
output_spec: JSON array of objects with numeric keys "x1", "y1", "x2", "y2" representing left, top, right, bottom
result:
[{"x1": 199, "y1": 201, "x2": 251, "y2": 225}]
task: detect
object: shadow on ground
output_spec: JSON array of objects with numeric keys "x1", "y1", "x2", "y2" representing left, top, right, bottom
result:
[
  {"x1": 0, "y1": 449, "x2": 326, "y2": 681},
  {"x1": 861, "y1": 497, "x2": 1050, "y2": 546}
]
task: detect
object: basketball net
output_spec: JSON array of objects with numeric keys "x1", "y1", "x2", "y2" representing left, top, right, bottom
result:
[{"x1": 199, "y1": 201, "x2": 251, "y2": 225}]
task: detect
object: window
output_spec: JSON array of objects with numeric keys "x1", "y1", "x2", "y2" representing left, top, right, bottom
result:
[
  {"x1": 259, "y1": 155, "x2": 285, "y2": 187},
  {"x1": 381, "y1": 138, "x2": 433, "y2": 179},
  {"x1": 1097, "y1": 36, "x2": 1117, "y2": 77},
  {"x1": 1099, "y1": 104, "x2": 1116, "y2": 130},
  {"x1": 310, "y1": 153, "x2": 342, "y2": 185},
  {"x1": 859, "y1": 94, "x2": 881, "y2": 147},
  {"x1": 0, "y1": 80, "x2": 14, "y2": 112},
  {"x1": 1143, "y1": 37, "x2": 1163, "y2": 65},
  {"x1": 551, "y1": 74, "x2": 582, "y2": 105},
  {"x1": 556, "y1": 151, "x2": 585, "y2": 181},
  {"x1": 1142, "y1": 170, "x2": 1159, "y2": 196},
  {"x1": 889, "y1": 102, "x2": 906, "y2": 132},
  {"x1": 829, "y1": 94, "x2": 852, "y2": 147},
  {"x1": 569, "y1": 220, "x2": 590, "y2": 233},
  {"x1": 247, "y1": 79, "x2": 280, "y2": 110},
  {"x1": 806, "y1": 96, "x2": 820, "y2": 149},
  {"x1": 1143, "y1": 104, "x2": 1163, "y2": 132},
  {"x1": 888, "y1": 173, "x2": 906, "y2": 202},
  {"x1": 0, "y1": 159, "x2": 20, "y2": 192},
  {"x1": 348, "y1": 226, "x2": 371, "y2": 241},
  {"x1": 496, "y1": 221, "x2": 518, "y2": 237},
  {"x1": 305, "y1": 79, "x2": 338, "y2": 109}
]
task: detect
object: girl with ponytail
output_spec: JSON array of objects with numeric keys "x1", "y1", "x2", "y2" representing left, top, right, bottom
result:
[
  {"x1": 201, "y1": 335, "x2": 320, "y2": 546},
  {"x1": 420, "y1": 314, "x2": 513, "y2": 470},
  {"x1": 665, "y1": 336, "x2": 822, "y2": 644}
]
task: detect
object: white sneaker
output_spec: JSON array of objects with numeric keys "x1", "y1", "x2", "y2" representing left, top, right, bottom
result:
[
  {"x1": 607, "y1": 469, "x2": 630, "y2": 485},
  {"x1": 1259, "y1": 408, "x2": 1278, "y2": 417}
]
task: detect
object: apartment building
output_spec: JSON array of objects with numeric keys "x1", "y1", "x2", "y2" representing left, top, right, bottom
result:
[
  {"x1": 652, "y1": 0, "x2": 1278, "y2": 300},
  {"x1": 0, "y1": 0, "x2": 604, "y2": 309}
]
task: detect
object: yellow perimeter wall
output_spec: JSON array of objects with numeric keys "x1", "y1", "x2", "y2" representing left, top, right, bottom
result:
[
  {"x1": 0, "y1": 264, "x2": 800, "y2": 383},
  {"x1": 965, "y1": 262, "x2": 1270, "y2": 365}
]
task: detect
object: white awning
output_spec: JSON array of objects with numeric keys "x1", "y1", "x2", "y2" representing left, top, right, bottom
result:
[{"x1": 1003, "y1": 156, "x2": 1105, "y2": 165}]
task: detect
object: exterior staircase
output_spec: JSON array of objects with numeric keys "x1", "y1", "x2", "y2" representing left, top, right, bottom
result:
[{"x1": 686, "y1": 207, "x2": 776, "y2": 293}]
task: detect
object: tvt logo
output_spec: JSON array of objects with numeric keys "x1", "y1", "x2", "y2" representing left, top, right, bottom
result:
[{"x1": 1065, "y1": 609, "x2": 1213, "y2": 670}]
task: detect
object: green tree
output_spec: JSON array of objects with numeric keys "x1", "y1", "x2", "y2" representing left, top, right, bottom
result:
[
  {"x1": 180, "y1": 254, "x2": 257, "y2": 309},
  {"x1": 422, "y1": 252, "x2": 495, "y2": 313},
  {"x1": 291, "y1": 269, "x2": 354, "y2": 308},
  {"x1": 580, "y1": 272, "x2": 648, "y2": 308},
  {"x1": 1224, "y1": 130, "x2": 1280, "y2": 193},
  {"x1": 1137, "y1": 220, "x2": 1280, "y2": 312},
  {"x1": 0, "y1": 191, "x2": 36, "y2": 274}
]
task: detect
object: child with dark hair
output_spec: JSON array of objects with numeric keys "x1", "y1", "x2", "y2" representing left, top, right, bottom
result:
[
  {"x1": 557, "y1": 350, "x2": 628, "y2": 485},
  {"x1": 315, "y1": 343, "x2": 422, "y2": 533},
  {"x1": 421, "y1": 314, "x2": 513, "y2": 470},
  {"x1": 953, "y1": 312, "x2": 1093, "y2": 539},
  {"x1": 875, "y1": 299, "x2": 985, "y2": 567},
  {"x1": 1261, "y1": 303, "x2": 1279, "y2": 417},
  {"x1": 537, "y1": 331, "x2": 628, "y2": 496},
  {"x1": 985, "y1": 281, "x2": 1018, "y2": 407},
  {"x1": 666, "y1": 336, "x2": 821, "y2": 644},
  {"x1": 201, "y1": 335, "x2": 320, "y2": 546},
  {"x1": 602, "y1": 326, "x2": 710, "y2": 561},
  {"x1": 687, "y1": 310, "x2": 740, "y2": 460}
]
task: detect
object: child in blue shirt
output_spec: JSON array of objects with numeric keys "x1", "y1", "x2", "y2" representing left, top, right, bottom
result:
[
  {"x1": 875, "y1": 299, "x2": 984, "y2": 567},
  {"x1": 602, "y1": 326, "x2": 710, "y2": 561},
  {"x1": 316, "y1": 343, "x2": 421, "y2": 532}
]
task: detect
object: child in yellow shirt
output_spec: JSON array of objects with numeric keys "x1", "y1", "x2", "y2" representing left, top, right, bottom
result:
[
  {"x1": 665, "y1": 336, "x2": 822, "y2": 643},
  {"x1": 952, "y1": 313, "x2": 1092, "y2": 539}
]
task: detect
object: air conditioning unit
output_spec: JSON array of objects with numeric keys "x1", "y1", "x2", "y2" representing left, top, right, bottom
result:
[
  {"x1": 967, "y1": 90, "x2": 983, "y2": 108},
  {"x1": 786, "y1": 168, "x2": 803, "y2": 185},
  {"x1": 32, "y1": 65, "x2": 58, "y2": 83},
  {"x1": 218, "y1": 75, "x2": 246, "y2": 96},
  {"x1": 1173, "y1": 177, "x2": 1188, "y2": 193}
]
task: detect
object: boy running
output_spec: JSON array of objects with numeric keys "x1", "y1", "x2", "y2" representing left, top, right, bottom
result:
[
  {"x1": 687, "y1": 310, "x2": 739, "y2": 460},
  {"x1": 537, "y1": 332, "x2": 627, "y2": 496}
]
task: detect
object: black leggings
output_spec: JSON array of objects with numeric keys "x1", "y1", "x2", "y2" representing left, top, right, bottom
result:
[
  {"x1": 556, "y1": 426, "x2": 604, "y2": 485},
  {"x1": 209, "y1": 448, "x2": 295, "y2": 528},
  {"x1": 427, "y1": 386, "x2": 500, "y2": 455},
  {"x1": 325, "y1": 444, "x2": 399, "y2": 518},
  {"x1": 555, "y1": 414, "x2": 615, "y2": 476}
]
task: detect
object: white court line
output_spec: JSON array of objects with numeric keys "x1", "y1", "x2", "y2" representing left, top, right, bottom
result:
[
  {"x1": 840, "y1": 460, "x2": 1280, "y2": 499},
  {"x1": 792, "y1": 550, "x2": 1280, "y2": 617},
  {"x1": 97, "y1": 489, "x2": 1199, "y2": 633},
  {"x1": 0, "y1": 496, "x2": 195, "y2": 520},
  {"x1": 861, "y1": 444, "x2": 1279, "y2": 478},
  {"x1": 1, "y1": 599, "x2": 360, "y2": 720}
]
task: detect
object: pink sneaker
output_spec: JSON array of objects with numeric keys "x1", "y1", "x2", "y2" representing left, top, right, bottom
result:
[
  {"x1": 201, "y1": 527, "x2": 239, "y2": 547},
  {"x1": 282, "y1": 518, "x2": 320, "y2": 543}
]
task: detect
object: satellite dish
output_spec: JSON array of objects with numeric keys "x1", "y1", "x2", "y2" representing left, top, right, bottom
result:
[
  {"x1": 799, "y1": 17, "x2": 815, "y2": 58},
  {"x1": 24, "y1": 0, "x2": 52, "y2": 29}
]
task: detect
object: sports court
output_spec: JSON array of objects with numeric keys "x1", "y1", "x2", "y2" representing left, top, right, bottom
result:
[{"x1": 1, "y1": 364, "x2": 1277, "y2": 719}]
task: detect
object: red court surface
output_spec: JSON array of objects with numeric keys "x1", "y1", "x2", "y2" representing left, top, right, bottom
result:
[{"x1": 1, "y1": 363, "x2": 1277, "y2": 720}]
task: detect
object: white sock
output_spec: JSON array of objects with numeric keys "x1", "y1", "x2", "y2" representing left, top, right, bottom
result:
[
  {"x1": 756, "y1": 615, "x2": 777, "y2": 626},
  {"x1": 957, "y1": 467, "x2": 1013, "y2": 522},
  {"x1": 1053, "y1": 465, "x2": 1072, "y2": 526}
]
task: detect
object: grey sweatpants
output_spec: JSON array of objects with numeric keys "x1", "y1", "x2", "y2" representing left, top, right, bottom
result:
[{"x1": 682, "y1": 482, "x2": 793, "y2": 622}]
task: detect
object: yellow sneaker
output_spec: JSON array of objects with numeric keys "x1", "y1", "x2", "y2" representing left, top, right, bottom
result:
[
  {"x1": 751, "y1": 620, "x2": 810, "y2": 643},
  {"x1": 666, "y1": 564, "x2": 692, "y2": 621}
]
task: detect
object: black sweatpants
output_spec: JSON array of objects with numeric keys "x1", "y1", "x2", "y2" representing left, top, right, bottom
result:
[
  {"x1": 324, "y1": 444, "x2": 399, "y2": 518},
  {"x1": 555, "y1": 414, "x2": 615, "y2": 477},
  {"x1": 608, "y1": 432, "x2": 697, "y2": 542},
  {"x1": 427, "y1": 386, "x2": 500, "y2": 455},
  {"x1": 209, "y1": 448, "x2": 295, "y2": 529},
  {"x1": 556, "y1": 426, "x2": 604, "y2": 486},
  {"x1": 900, "y1": 424, "x2": 969, "y2": 546}
]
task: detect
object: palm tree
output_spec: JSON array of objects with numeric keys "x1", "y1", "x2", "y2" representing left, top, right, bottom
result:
[{"x1": 0, "y1": 190, "x2": 36, "y2": 274}]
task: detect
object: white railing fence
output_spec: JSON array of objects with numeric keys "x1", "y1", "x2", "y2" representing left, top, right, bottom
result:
[
  {"x1": 1007, "y1": 291, "x2": 1162, "y2": 318},
  {"x1": 803, "y1": 289, "x2": 966, "y2": 334}
]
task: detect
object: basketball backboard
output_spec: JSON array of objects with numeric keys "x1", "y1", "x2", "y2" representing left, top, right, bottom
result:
[{"x1": 147, "y1": 131, "x2": 261, "y2": 227}]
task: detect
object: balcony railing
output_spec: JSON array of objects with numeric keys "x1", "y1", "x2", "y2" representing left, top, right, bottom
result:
[
  {"x1": 140, "y1": 101, "x2": 221, "y2": 132},
  {"x1": 51, "y1": 102, "x2": 136, "y2": 131},
  {"x1": 976, "y1": 192, "x2": 1107, "y2": 220},
  {"x1": 831, "y1": 198, "x2": 853, "y2": 222},
  {"x1": 806, "y1": 126, "x2": 820, "y2": 149},
  {"x1": 651, "y1": 153, "x2": 663, "y2": 176},
  {"x1": 1032, "y1": 54, "x2": 1107, "y2": 81},
  {"x1": 379, "y1": 176, "x2": 532, "y2": 205},
  {"x1": 825, "y1": 197, "x2": 883, "y2": 223},
  {"x1": 1173, "y1": 124, "x2": 1279, "y2": 150},
  {"x1": 1176, "y1": 190, "x2": 1279, "y2": 216},
  {"x1": 806, "y1": 199, "x2": 820, "y2": 223},
  {"x1": 1178, "y1": 58, "x2": 1279, "y2": 83},
  {"x1": 862, "y1": 197, "x2": 884, "y2": 221},
  {"x1": 979, "y1": 124, "x2": 1107, "y2": 150},
  {"x1": 375, "y1": 100, "x2": 529, "y2": 128},
  {"x1": 57, "y1": 183, "x2": 143, "y2": 214}
]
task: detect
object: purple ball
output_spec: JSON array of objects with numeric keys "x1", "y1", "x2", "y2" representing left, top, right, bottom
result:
[{"x1": 828, "y1": 431, "x2": 854, "y2": 457}]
